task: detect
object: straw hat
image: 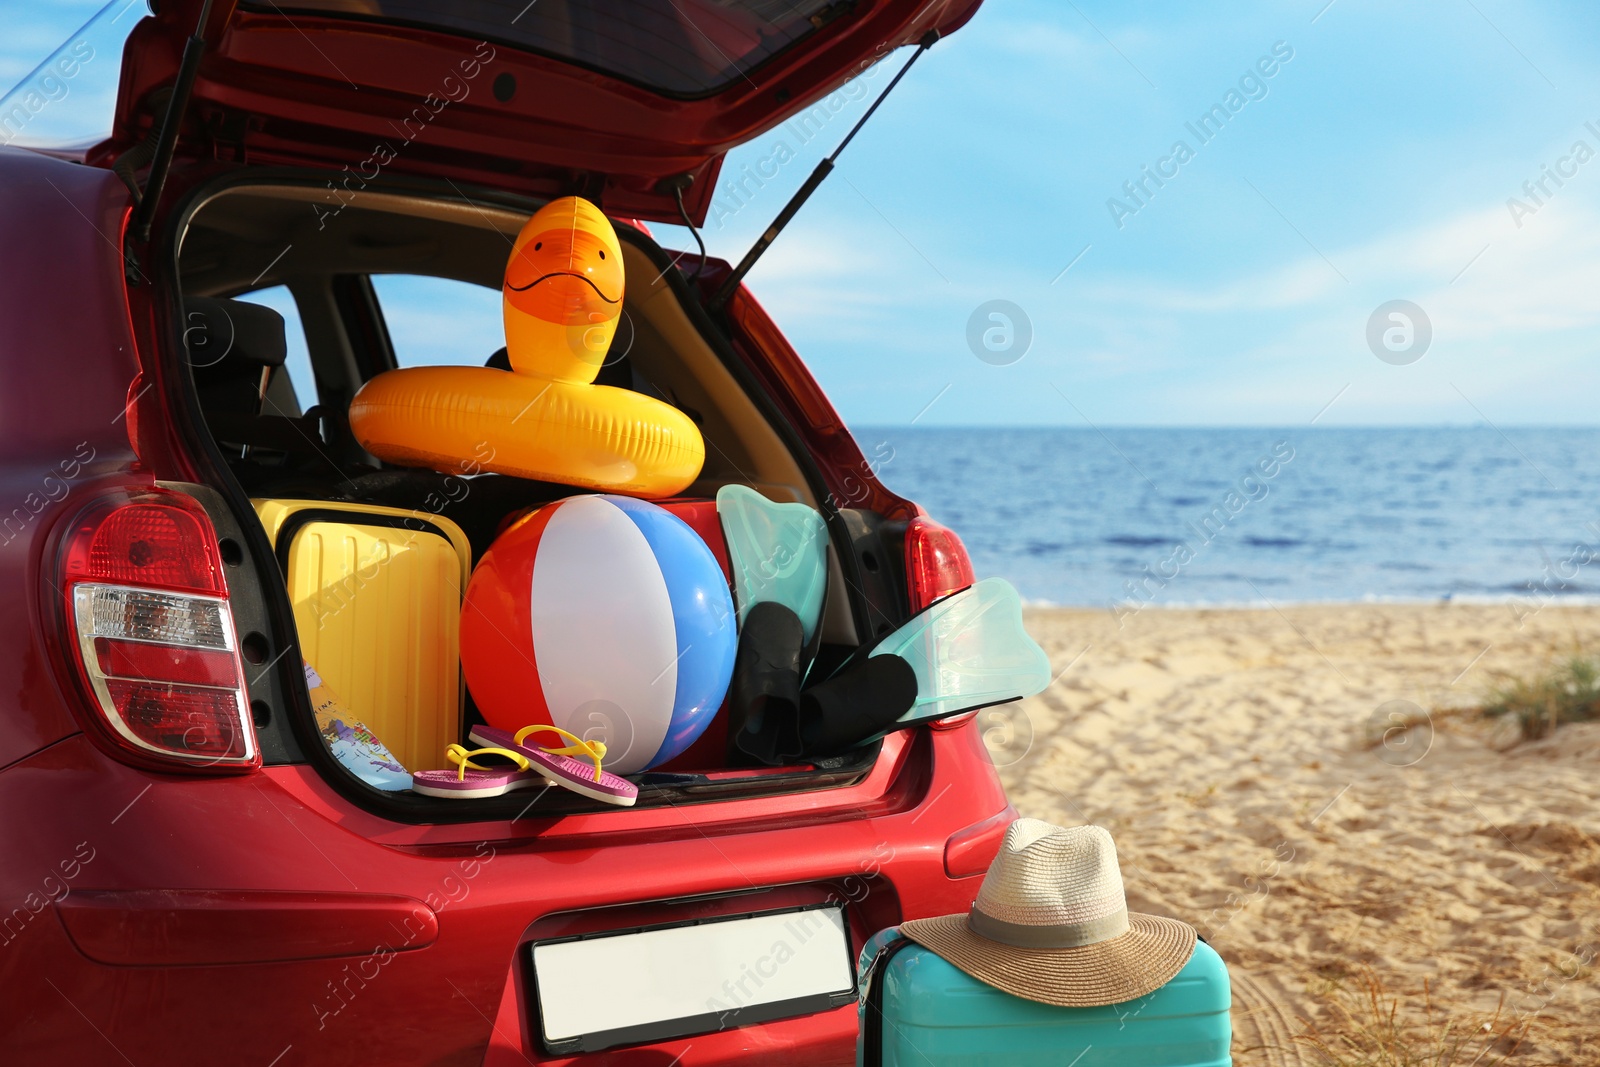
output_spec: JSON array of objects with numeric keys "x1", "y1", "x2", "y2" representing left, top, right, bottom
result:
[{"x1": 900, "y1": 820, "x2": 1196, "y2": 1007}]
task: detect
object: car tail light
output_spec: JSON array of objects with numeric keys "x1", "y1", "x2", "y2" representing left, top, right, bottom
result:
[
  {"x1": 56, "y1": 488, "x2": 259, "y2": 772},
  {"x1": 904, "y1": 516, "x2": 980, "y2": 731},
  {"x1": 904, "y1": 516, "x2": 976, "y2": 614}
]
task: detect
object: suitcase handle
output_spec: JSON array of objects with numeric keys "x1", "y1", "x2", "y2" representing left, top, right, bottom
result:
[{"x1": 859, "y1": 930, "x2": 915, "y2": 1067}]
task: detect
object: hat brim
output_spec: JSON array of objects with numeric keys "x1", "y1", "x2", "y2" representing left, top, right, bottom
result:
[{"x1": 898, "y1": 911, "x2": 1197, "y2": 1008}]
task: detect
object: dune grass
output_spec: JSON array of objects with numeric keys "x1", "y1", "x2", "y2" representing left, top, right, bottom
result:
[
  {"x1": 1477, "y1": 656, "x2": 1600, "y2": 742},
  {"x1": 1295, "y1": 969, "x2": 1536, "y2": 1067}
]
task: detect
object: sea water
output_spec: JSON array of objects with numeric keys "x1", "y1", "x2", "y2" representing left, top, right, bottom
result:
[{"x1": 858, "y1": 427, "x2": 1600, "y2": 608}]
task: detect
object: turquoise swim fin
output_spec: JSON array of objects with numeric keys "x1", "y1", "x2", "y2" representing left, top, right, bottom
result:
[
  {"x1": 869, "y1": 578, "x2": 1050, "y2": 724},
  {"x1": 716, "y1": 484, "x2": 829, "y2": 646}
]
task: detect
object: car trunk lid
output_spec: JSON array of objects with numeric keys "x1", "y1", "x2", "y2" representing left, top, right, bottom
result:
[{"x1": 100, "y1": 0, "x2": 983, "y2": 224}]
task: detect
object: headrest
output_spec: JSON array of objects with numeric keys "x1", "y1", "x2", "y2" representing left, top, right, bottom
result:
[{"x1": 184, "y1": 297, "x2": 288, "y2": 380}]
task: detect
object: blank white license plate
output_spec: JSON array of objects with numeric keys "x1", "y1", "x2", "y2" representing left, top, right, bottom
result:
[{"x1": 531, "y1": 905, "x2": 855, "y2": 1053}]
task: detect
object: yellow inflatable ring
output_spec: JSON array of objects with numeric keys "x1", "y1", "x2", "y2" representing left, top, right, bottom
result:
[
  {"x1": 348, "y1": 196, "x2": 705, "y2": 498},
  {"x1": 348, "y1": 366, "x2": 705, "y2": 497}
]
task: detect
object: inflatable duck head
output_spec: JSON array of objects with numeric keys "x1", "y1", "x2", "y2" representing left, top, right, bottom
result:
[{"x1": 503, "y1": 196, "x2": 624, "y2": 383}]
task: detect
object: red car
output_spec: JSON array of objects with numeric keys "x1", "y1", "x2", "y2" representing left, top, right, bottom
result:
[{"x1": 0, "y1": 2, "x2": 1009, "y2": 1063}]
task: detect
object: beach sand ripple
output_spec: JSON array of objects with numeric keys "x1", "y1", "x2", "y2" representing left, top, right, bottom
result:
[{"x1": 1000, "y1": 603, "x2": 1600, "y2": 1064}]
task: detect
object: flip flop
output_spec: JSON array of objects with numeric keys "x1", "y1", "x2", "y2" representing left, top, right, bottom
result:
[
  {"x1": 411, "y1": 744, "x2": 549, "y2": 799},
  {"x1": 468, "y1": 723, "x2": 638, "y2": 807}
]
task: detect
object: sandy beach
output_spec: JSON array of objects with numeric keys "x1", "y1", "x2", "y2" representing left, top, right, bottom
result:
[{"x1": 998, "y1": 602, "x2": 1600, "y2": 1065}]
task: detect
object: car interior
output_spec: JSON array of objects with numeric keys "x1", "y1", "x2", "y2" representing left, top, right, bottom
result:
[{"x1": 171, "y1": 180, "x2": 895, "y2": 805}]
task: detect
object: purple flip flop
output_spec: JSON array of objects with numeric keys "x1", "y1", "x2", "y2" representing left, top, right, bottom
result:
[
  {"x1": 411, "y1": 744, "x2": 549, "y2": 799},
  {"x1": 468, "y1": 724, "x2": 638, "y2": 807}
]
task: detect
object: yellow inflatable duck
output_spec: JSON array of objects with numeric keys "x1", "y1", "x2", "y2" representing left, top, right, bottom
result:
[{"x1": 348, "y1": 197, "x2": 706, "y2": 497}]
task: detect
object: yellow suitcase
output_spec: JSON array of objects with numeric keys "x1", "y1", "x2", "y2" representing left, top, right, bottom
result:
[{"x1": 253, "y1": 499, "x2": 472, "y2": 772}]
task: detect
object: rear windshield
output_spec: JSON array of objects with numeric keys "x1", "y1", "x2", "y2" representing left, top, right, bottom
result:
[{"x1": 243, "y1": 0, "x2": 838, "y2": 97}]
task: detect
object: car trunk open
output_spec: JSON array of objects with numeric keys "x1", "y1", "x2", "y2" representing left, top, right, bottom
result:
[
  {"x1": 167, "y1": 173, "x2": 914, "y2": 820},
  {"x1": 101, "y1": 0, "x2": 975, "y2": 820}
]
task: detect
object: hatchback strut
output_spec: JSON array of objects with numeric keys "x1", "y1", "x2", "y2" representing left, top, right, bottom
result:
[
  {"x1": 129, "y1": 0, "x2": 220, "y2": 247},
  {"x1": 705, "y1": 29, "x2": 940, "y2": 313}
]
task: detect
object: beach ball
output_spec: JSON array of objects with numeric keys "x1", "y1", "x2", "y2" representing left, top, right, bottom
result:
[{"x1": 461, "y1": 495, "x2": 736, "y2": 774}]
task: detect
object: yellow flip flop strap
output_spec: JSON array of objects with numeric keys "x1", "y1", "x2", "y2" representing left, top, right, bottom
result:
[
  {"x1": 513, "y1": 724, "x2": 608, "y2": 782},
  {"x1": 446, "y1": 743, "x2": 531, "y2": 782}
]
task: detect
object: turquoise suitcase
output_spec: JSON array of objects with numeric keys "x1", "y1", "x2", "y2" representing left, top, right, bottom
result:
[{"x1": 857, "y1": 927, "x2": 1231, "y2": 1067}]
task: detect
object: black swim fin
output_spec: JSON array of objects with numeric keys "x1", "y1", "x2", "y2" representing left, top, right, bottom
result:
[
  {"x1": 798, "y1": 653, "x2": 918, "y2": 757},
  {"x1": 726, "y1": 601, "x2": 805, "y2": 766}
]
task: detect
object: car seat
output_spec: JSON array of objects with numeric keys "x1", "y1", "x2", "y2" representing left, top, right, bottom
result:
[{"x1": 184, "y1": 295, "x2": 328, "y2": 466}]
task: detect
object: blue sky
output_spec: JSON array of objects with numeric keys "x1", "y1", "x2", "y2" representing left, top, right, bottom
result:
[{"x1": 6, "y1": 0, "x2": 1600, "y2": 426}]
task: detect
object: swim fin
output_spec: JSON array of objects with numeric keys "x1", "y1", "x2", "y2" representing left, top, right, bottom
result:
[
  {"x1": 868, "y1": 577, "x2": 1050, "y2": 726},
  {"x1": 798, "y1": 653, "x2": 917, "y2": 756},
  {"x1": 726, "y1": 600, "x2": 805, "y2": 766},
  {"x1": 717, "y1": 484, "x2": 829, "y2": 647}
]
